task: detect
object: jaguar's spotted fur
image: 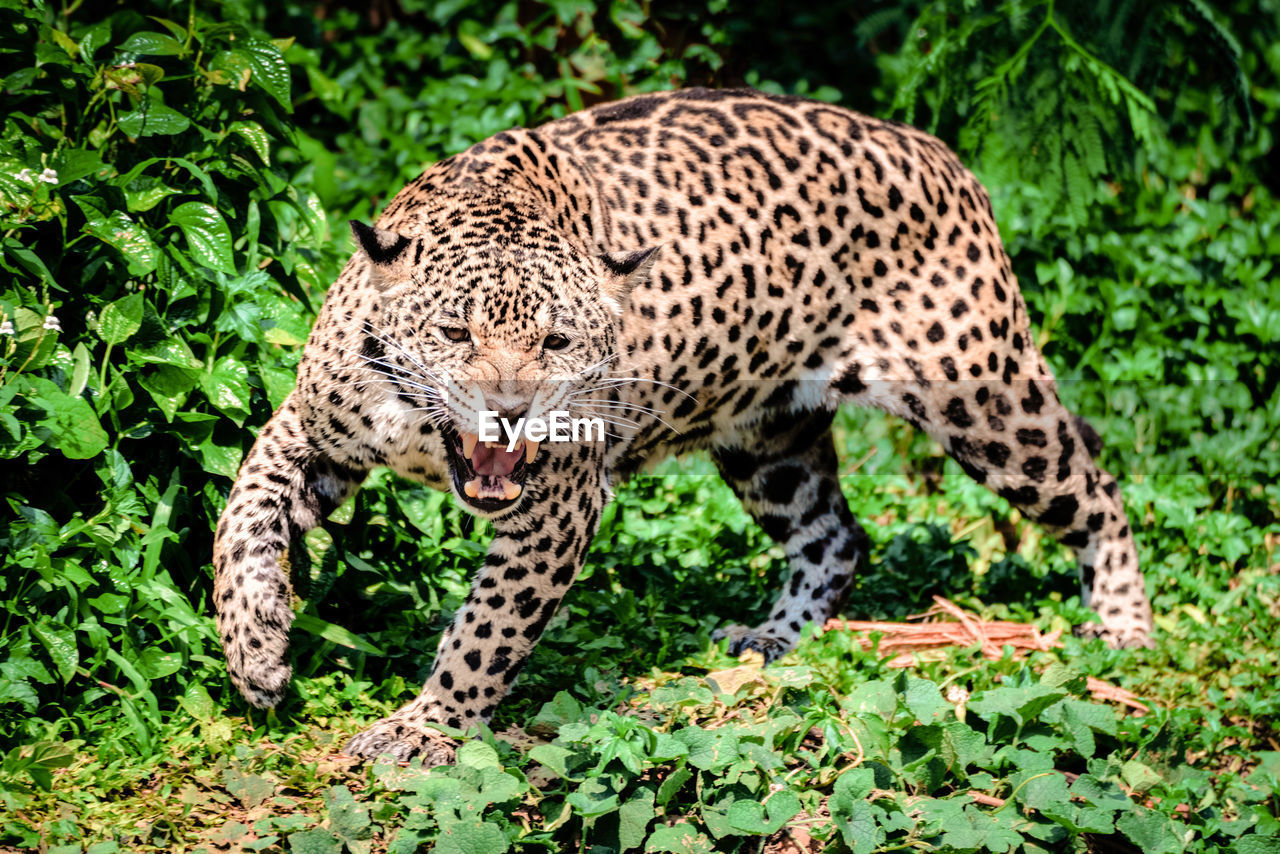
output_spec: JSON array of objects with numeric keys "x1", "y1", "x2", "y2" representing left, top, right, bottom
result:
[{"x1": 213, "y1": 88, "x2": 1153, "y2": 764}]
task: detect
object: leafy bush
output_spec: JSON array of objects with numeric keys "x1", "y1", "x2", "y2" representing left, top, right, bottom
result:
[{"x1": 0, "y1": 0, "x2": 332, "y2": 750}]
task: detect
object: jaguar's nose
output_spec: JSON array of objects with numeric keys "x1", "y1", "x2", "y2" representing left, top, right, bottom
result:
[{"x1": 484, "y1": 395, "x2": 528, "y2": 422}]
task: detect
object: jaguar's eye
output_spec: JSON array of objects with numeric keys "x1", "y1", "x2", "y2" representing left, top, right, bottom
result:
[
  {"x1": 441, "y1": 326, "x2": 471, "y2": 343},
  {"x1": 543, "y1": 333, "x2": 572, "y2": 351}
]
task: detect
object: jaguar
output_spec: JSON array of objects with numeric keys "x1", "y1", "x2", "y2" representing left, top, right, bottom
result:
[{"x1": 212, "y1": 88, "x2": 1153, "y2": 764}]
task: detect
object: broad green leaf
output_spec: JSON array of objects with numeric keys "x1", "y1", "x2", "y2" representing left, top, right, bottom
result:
[
  {"x1": 199, "y1": 355, "x2": 251, "y2": 422},
  {"x1": 285, "y1": 828, "x2": 343, "y2": 854},
  {"x1": 118, "y1": 31, "x2": 184, "y2": 56},
  {"x1": 292, "y1": 614, "x2": 384, "y2": 655},
  {"x1": 725, "y1": 790, "x2": 801, "y2": 835},
  {"x1": 27, "y1": 377, "x2": 109, "y2": 459},
  {"x1": 260, "y1": 363, "x2": 296, "y2": 408},
  {"x1": 566, "y1": 775, "x2": 621, "y2": 818},
  {"x1": 844, "y1": 680, "x2": 897, "y2": 717},
  {"x1": 139, "y1": 364, "x2": 196, "y2": 421},
  {"x1": 68, "y1": 343, "x2": 91, "y2": 397},
  {"x1": 528, "y1": 744, "x2": 576, "y2": 779},
  {"x1": 1121, "y1": 760, "x2": 1163, "y2": 795},
  {"x1": 434, "y1": 819, "x2": 509, "y2": 854},
  {"x1": 903, "y1": 676, "x2": 949, "y2": 723},
  {"x1": 117, "y1": 102, "x2": 190, "y2": 138},
  {"x1": 656, "y1": 760, "x2": 692, "y2": 807},
  {"x1": 97, "y1": 292, "x2": 145, "y2": 345},
  {"x1": 84, "y1": 214, "x2": 159, "y2": 275},
  {"x1": 644, "y1": 822, "x2": 716, "y2": 853},
  {"x1": 531, "y1": 691, "x2": 584, "y2": 731},
  {"x1": 230, "y1": 121, "x2": 271, "y2": 165},
  {"x1": 31, "y1": 622, "x2": 77, "y2": 683},
  {"x1": 618, "y1": 787, "x2": 655, "y2": 852},
  {"x1": 123, "y1": 180, "x2": 179, "y2": 213},
  {"x1": 170, "y1": 202, "x2": 236, "y2": 273},
  {"x1": 455, "y1": 740, "x2": 500, "y2": 770},
  {"x1": 180, "y1": 682, "x2": 215, "y2": 721},
  {"x1": 197, "y1": 435, "x2": 244, "y2": 479},
  {"x1": 242, "y1": 41, "x2": 291, "y2": 109},
  {"x1": 78, "y1": 21, "x2": 112, "y2": 59},
  {"x1": 968, "y1": 683, "x2": 1067, "y2": 727},
  {"x1": 325, "y1": 785, "x2": 371, "y2": 842},
  {"x1": 53, "y1": 148, "x2": 106, "y2": 184},
  {"x1": 1116, "y1": 807, "x2": 1183, "y2": 854}
]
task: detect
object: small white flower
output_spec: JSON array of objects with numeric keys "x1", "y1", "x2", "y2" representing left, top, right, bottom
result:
[
  {"x1": 16, "y1": 168, "x2": 34, "y2": 183},
  {"x1": 38, "y1": 168, "x2": 58, "y2": 185},
  {"x1": 946, "y1": 685, "x2": 970, "y2": 705},
  {"x1": 0, "y1": 320, "x2": 14, "y2": 336},
  {"x1": 43, "y1": 315, "x2": 62, "y2": 332}
]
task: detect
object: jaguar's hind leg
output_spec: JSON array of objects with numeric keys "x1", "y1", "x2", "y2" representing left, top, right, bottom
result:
[{"x1": 711, "y1": 411, "x2": 870, "y2": 662}]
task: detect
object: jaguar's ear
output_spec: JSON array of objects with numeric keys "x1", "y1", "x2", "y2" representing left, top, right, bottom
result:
[
  {"x1": 597, "y1": 245, "x2": 662, "y2": 312},
  {"x1": 351, "y1": 221, "x2": 415, "y2": 291}
]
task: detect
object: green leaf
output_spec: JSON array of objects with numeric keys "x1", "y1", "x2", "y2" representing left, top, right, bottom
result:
[
  {"x1": 223, "y1": 767, "x2": 275, "y2": 810},
  {"x1": 117, "y1": 103, "x2": 190, "y2": 138},
  {"x1": 644, "y1": 823, "x2": 716, "y2": 853},
  {"x1": 903, "y1": 676, "x2": 949, "y2": 723},
  {"x1": 434, "y1": 819, "x2": 509, "y2": 854},
  {"x1": 68, "y1": 343, "x2": 91, "y2": 397},
  {"x1": 285, "y1": 828, "x2": 343, "y2": 854},
  {"x1": 84, "y1": 214, "x2": 160, "y2": 275},
  {"x1": 618, "y1": 787, "x2": 655, "y2": 852},
  {"x1": 170, "y1": 202, "x2": 236, "y2": 274},
  {"x1": 656, "y1": 760, "x2": 692, "y2": 807},
  {"x1": 830, "y1": 767, "x2": 878, "y2": 853},
  {"x1": 726, "y1": 790, "x2": 801, "y2": 835},
  {"x1": 325, "y1": 785, "x2": 371, "y2": 843},
  {"x1": 230, "y1": 121, "x2": 271, "y2": 165},
  {"x1": 455, "y1": 740, "x2": 500, "y2": 770},
  {"x1": 139, "y1": 364, "x2": 195, "y2": 421},
  {"x1": 198, "y1": 355, "x2": 251, "y2": 422},
  {"x1": 242, "y1": 41, "x2": 291, "y2": 109},
  {"x1": 196, "y1": 434, "x2": 243, "y2": 479},
  {"x1": 27, "y1": 377, "x2": 109, "y2": 459},
  {"x1": 968, "y1": 683, "x2": 1067, "y2": 727},
  {"x1": 180, "y1": 682, "x2": 215, "y2": 722},
  {"x1": 31, "y1": 622, "x2": 78, "y2": 683},
  {"x1": 118, "y1": 31, "x2": 184, "y2": 56},
  {"x1": 97, "y1": 292, "x2": 145, "y2": 345},
  {"x1": 292, "y1": 614, "x2": 384, "y2": 655},
  {"x1": 1121, "y1": 760, "x2": 1164, "y2": 796},
  {"x1": 528, "y1": 744, "x2": 576, "y2": 780},
  {"x1": 1116, "y1": 807, "x2": 1183, "y2": 854}
]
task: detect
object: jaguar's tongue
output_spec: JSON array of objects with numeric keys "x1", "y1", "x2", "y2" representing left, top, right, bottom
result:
[
  {"x1": 459, "y1": 436, "x2": 534, "y2": 502},
  {"x1": 471, "y1": 441, "x2": 521, "y2": 477}
]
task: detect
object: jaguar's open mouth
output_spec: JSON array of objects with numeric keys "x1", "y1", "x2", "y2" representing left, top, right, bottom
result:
[{"x1": 442, "y1": 426, "x2": 541, "y2": 512}]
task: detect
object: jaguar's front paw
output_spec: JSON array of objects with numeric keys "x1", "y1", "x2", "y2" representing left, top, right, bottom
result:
[
  {"x1": 713, "y1": 623, "x2": 793, "y2": 663},
  {"x1": 343, "y1": 717, "x2": 459, "y2": 765},
  {"x1": 1074, "y1": 621, "x2": 1155, "y2": 650}
]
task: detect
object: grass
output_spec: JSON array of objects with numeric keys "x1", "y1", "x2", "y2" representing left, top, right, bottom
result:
[{"x1": 5, "y1": 414, "x2": 1279, "y2": 853}]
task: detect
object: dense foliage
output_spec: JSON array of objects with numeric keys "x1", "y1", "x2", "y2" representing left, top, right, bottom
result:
[{"x1": 1, "y1": 0, "x2": 1277, "y2": 851}]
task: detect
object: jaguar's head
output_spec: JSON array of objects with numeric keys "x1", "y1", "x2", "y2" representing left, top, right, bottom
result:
[{"x1": 349, "y1": 206, "x2": 658, "y2": 515}]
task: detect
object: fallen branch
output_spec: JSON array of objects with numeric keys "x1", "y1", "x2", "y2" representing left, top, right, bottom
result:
[{"x1": 822, "y1": 596, "x2": 1150, "y2": 714}]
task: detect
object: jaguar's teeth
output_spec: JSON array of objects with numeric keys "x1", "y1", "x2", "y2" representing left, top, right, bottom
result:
[
  {"x1": 524, "y1": 439, "x2": 540, "y2": 464},
  {"x1": 502, "y1": 480, "x2": 523, "y2": 501},
  {"x1": 463, "y1": 478, "x2": 481, "y2": 498},
  {"x1": 461, "y1": 432, "x2": 479, "y2": 459}
]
